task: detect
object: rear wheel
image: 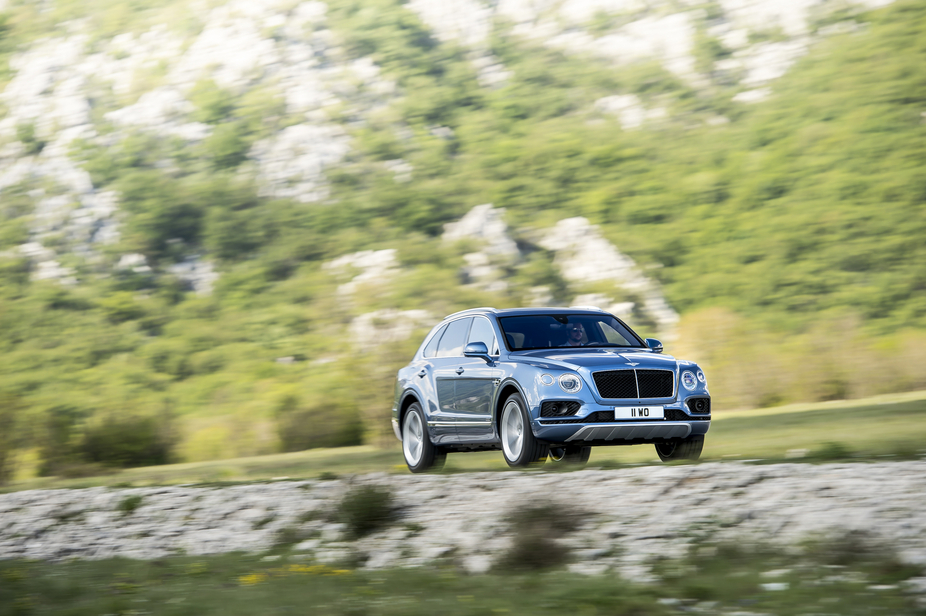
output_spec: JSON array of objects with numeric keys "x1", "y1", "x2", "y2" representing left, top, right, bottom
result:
[
  {"x1": 549, "y1": 445, "x2": 591, "y2": 466},
  {"x1": 403, "y1": 403, "x2": 444, "y2": 473},
  {"x1": 500, "y1": 393, "x2": 548, "y2": 467},
  {"x1": 655, "y1": 435, "x2": 704, "y2": 462}
]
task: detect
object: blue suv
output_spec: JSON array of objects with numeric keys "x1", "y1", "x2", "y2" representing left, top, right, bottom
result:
[{"x1": 392, "y1": 307, "x2": 711, "y2": 472}]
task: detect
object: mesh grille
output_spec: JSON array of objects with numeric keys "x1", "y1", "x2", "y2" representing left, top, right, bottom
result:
[
  {"x1": 592, "y1": 370, "x2": 637, "y2": 398},
  {"x1": 686, "y1": 397, "x2": 711, "y2": 414},
  {"x1": 664, "y1": 408, "x2": 690, "y2": 421},
  {"x1": 540, "y1": 401, "x2": 581, "y2": 417},
  {"x1": 637, "y1": 370, "x2": 675, "y2": 398},
  {"x1": 592, "y1": 369, "x2": 675, "y2": 399}
]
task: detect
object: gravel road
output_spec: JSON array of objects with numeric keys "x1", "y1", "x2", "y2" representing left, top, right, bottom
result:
[{"x1": 1, "y1": 461, "x2": 924, "y2": 580}]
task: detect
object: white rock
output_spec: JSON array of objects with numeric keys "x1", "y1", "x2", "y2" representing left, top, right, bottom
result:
[
  {"x1": 349, "y1": 309, "x2": 433, "y2": 350},
  {"x1": 442, "y1": 204, "x2": 518, "y2": 256},
  {"x1": 539, "y1": 217, "x2": 679, "y2": 337}
]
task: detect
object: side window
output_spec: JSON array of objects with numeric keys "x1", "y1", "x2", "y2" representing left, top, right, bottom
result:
[
  {"x1": 467, "y1": 317, "x2": 499, "y2": 355},
  {"x1": 423, "y1": 324, "x2": 448, "y2": 358},
  {"x1": 436, "y1": 318, "x2": 472, "y2": 358}
]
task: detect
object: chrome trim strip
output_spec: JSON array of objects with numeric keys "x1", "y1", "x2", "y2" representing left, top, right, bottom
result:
[
  {"x1": 565, "y1": 422, "x2": 691, "y2": 442},
  {"x1": 428, "y1": 421, "x2": 493, "y2": 427}
]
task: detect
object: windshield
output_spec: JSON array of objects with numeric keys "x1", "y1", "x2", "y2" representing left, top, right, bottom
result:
[{"x1": 498, "y1": 314, "x2": 645, "y2": 351}]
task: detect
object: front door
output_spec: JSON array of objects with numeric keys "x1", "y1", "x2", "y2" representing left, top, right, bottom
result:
[
  {"x1": 425, "y1": 316, "x2": 473, "y2": 444},
  {"x1": 452, "y1": 358, "x2": 500, "y2": 443},
  {"x1": 429, "y1": 358, "x2": 462, "y2": 444}
]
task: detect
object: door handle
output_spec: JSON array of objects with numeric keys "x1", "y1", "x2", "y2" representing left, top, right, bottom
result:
[
  {"x1": 417, "y1": 369, "x2": 427, "y2": 378},
  {"x1": 456, "y1": 367, "x2": 465, "y2": 375}
]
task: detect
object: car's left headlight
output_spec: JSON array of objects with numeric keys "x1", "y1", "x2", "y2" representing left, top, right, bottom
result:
[
  {"x1": 558, "y1": 373, "x2": 583, "y2": 393},
  {"x1": 681, "y1": 371, "x2": 697, "y2": 391},
  {"x1": 697, "y1": 370, "x2": 706, "y2": 385}
]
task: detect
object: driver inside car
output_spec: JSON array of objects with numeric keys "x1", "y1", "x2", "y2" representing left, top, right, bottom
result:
[{"x1": 563, "y1": 323, "x2": 585, "y2": 347}]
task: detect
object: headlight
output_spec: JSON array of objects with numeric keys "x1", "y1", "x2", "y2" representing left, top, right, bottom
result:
[
  {"x1": 697, "y1": 370, "x2": 706, "y2": 384},
  {"x1": 540, "y1": 374, "x2": 555, "y2": 386},
  {"x1": 681, "y1": 371, "x2": 697, "y2": 391},
  {"x1": 558, "y1": 373, "x2": 583, "y2": 393}
]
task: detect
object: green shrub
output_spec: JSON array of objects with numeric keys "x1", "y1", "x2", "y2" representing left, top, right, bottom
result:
[
  {"x1": 80, "y1": 414, "x2": 175, "y2": 468},
  {"x1": 495, "y1": 503, "x2": 590, "y2": 571},
  {"x1": 116, "y1": 494, "x2": 144, "y2": 516},
  {"x1": 0, "y1": 394, "x2": 23, "y2": 485},
  {"x1": 16, "y1": 123, "x2": 45, "y2": 155},
  {"x1": 276, "y1": 397, "x2": 364, "y2": 452},
  {"x1": 336, "y1": 485, "x2": 396, "y2": 539}
]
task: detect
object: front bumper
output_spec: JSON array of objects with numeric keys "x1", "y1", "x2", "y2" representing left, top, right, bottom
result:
[{"x1": 531, "y1": 400, "x2": 710, "y2": 445}]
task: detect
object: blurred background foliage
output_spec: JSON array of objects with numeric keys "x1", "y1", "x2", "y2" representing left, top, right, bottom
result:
[{"x1": 0, "y1": 0, "x2": 924, "y2": 481}]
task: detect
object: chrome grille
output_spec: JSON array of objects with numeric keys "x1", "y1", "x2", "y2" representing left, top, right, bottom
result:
[{"x1": 592, "y1": 369, "x2": 674, "y2": 399}]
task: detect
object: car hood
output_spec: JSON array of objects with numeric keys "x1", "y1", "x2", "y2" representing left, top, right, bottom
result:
[{"x1": 510, "y1": 348, "x2": 680, "y2": 371}]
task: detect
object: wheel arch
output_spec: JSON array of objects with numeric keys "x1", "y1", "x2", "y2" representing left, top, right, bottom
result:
[
  {"x1": 494, "y1": 380, "x2": 527, "y2": 435},
  {"x1": 398, "y1": 391, "x2": 422, "y2": 438}
]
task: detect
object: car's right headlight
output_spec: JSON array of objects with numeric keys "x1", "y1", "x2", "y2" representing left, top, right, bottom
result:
[
  {"x1": 558, "y1": 373, "x2": 583, "y2": 393},
  {"x1": 681, "y1": 371, "x2": 697, "y2": 391}
]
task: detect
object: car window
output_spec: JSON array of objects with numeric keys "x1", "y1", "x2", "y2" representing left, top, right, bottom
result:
[
  {"x1": 436, "y1": 318, "x2": 472, "y2": 357},
  {"x1": 499, "y1": 314, "x2": 644, "y2": 350},
  {"x1": 468, "y1": 317, "x2": 499, "y2": 355},
  {"x1": 423, "y1": 324, "x2": 448, "y2": 358},
  {"x1": 598, "y1": 321, "x2": 633, "y2": 346}
]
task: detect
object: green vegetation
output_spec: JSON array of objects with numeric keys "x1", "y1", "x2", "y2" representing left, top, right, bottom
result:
[
  {"x1": 0, "y1": 534, "x2": 921, "y2": 615},
  {"x1": 116, "y1": 494, "x2": 144, "y2": 516},
  {"x1": 2, "y1": 392, "x2": 924, "y2": 492},
  {"x1": 0, "y1": 0, "x2": 924, "y2": 476},
  {"x1": 497, "y1": 503, "x2": 589, "y2": 571},
  {"x1": 336, "y1": 484, "x2": 397, "y2": 539}
]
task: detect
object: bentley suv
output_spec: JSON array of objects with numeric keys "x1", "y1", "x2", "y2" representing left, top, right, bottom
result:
[{"x1": 392, "y1": 307, "x2": 710, "y2": 472}]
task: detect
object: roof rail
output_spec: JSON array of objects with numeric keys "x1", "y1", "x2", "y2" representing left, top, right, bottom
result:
[
  {"x1": 443, "y1": 307, "x2": 498, "y2": 320},
  {"x1": 569, "y1": 305, "x2": 605, "y2": 311}
]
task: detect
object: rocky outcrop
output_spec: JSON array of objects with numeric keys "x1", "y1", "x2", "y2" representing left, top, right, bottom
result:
[
  {"x1": 325, "y1": 249, "x2": 400, "y2": 297},
  {"x1": 540, "y1": 217, "x2": 680, "y2": 337},
  {"x1": 1, "y1": 462, "x2": 925, "y2": 580},
  {"x1": 348, "y1": 309, "x2": 434, "y2": 351},
  {"x1": 0, "y1": 0, "x2": 393, "y2": 289},
  {"x1": 407, "y1": 0, "x2": 895, "y2": 93}
]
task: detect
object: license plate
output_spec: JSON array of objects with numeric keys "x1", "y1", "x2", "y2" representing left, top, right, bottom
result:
[{"x1": 614, "y1": 406, "x2": 664, "y2": 420}]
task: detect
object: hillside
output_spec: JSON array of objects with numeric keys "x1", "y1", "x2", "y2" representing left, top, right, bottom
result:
[{"x1": 0, "y1": 0, "x2": 924, "y2": 477}]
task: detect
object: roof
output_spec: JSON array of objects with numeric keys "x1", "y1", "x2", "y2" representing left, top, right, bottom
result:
[{"x1": 443, "y1": 306, "x2": 607, "y2": 320}]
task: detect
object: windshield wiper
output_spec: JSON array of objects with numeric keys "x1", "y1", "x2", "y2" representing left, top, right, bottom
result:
[{"x1": 583, "y1": 343, "x2": 636, "y2": 348}]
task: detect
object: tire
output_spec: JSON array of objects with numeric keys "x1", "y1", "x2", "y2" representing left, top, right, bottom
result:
[
  {"x1": 549, "y1": 446, "x2": 591, "y2": 466},
  {"x1": 500, "y1": 393, "x2": 548, "y2": 467},
  {"x1": 402, "y1": 403, "x2": 444, "y2": 473},
  {"x1": 655, "y1": 435, "x2": 704, "y2": 462}
]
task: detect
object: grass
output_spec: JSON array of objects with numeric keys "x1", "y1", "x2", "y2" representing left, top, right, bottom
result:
[
  {"x1": 2, "y1": 390, "x2": 925, "y2": 492},
  {"x1": 0, "y1": 535, "x2": 921, "y2": 616}
]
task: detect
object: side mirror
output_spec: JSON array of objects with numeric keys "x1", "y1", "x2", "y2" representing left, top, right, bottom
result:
[
  {"x1": 645, "y1": 338, "x2": 663, "y2": 354},
  {"x1": 463, "y1": 341, "x2": 493, "y2": 363}
]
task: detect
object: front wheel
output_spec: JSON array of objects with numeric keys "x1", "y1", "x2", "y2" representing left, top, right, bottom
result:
[
  {"x1": 500, "y1": 393, "x2": 548, "y2": 467},
  {"x1": 655, "y1": 435, "x2": 704, "y2": 462},
  {"x1": 549, "y1": 446, "x2": 591, "y2": 466},
  {"x1": 402, "y1": 403, "x2": 445, "y2": 473}
]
